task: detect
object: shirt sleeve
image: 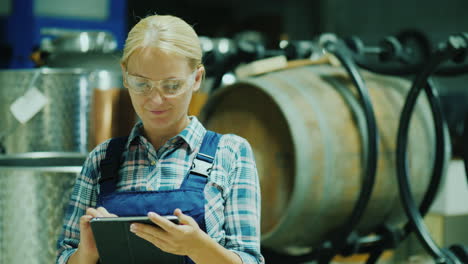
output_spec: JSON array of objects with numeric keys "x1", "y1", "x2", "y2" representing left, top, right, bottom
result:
[
  {"x1": 55, "y1": 145, "x2": 105, "y2": 264},
  {"x1": 223, "y1": 137, "x2": 265, "y2": 264}
]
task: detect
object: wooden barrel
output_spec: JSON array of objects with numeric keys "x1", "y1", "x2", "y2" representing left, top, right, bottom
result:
[
  {"x1": 200, "y1": 64, "x2": 442, "y2": 254},
  {"x1": 91, "y1": 88, "x2": 136, "y2": 147},
  {"x1": 188, "y1": 91, "x2": 209, "y2": 117}
]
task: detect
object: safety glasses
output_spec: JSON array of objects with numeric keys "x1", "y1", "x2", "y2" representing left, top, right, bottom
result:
[{"x1": 124, "y1": 70, "x2": 197, "y2": 98}]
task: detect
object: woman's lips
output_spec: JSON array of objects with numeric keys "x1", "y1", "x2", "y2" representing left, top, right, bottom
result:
[{"x1": 150, "y1": 110, "x2": 168, "y2": 115}]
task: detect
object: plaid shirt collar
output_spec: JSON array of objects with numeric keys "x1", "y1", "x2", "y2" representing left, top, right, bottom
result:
[{"x1": 126, "y1": 116, "x2": 206, "y2": 153}]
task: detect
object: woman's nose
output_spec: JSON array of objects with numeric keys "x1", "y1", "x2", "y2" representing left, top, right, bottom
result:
[{"x1": 148, "y1": 88, "x2": 165, "y2": 104}]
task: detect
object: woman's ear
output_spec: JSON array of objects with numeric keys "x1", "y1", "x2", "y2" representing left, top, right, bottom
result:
[{"x1": 192, "y1": 66, "x2": 205, "y2": 92}]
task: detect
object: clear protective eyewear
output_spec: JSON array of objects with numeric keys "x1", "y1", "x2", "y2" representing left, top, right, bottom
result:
[{"x1": 124, "y1": 70, "x2": 197, "y2": 97}]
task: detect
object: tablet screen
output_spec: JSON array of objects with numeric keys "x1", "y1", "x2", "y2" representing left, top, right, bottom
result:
[{"x1": 90, "y1": 216, "x2": 184, "y2": 264}]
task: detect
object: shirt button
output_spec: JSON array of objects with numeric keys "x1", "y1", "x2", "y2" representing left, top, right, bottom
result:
[{"x1": 151, "y1": 161, "x2": 156, "y2": 166}]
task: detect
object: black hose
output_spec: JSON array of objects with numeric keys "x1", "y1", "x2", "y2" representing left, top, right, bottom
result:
[
  {"x1": 354, "y1": 61, "x2": 421, "y2": 76},
  {"x1": 335, "y1": 33, "x2": 458, "y2": 263},
  {"x1": 402, "y1": 79, "x2": 448, "y2": 235},
  {"x1": 434, "y1": 64, "x2": 468, "y2": 76},
  {"x1": 352, "y1": 55, "x2": 468, "y2": 77},
  {"x1": 464, "y1": 115, "x2": 468, "y2": 184},
  {"x1": 346, "y1": 33, "x2": 468, "y2": 77},
  {"x1": 349, "y1": 79, "x2": 447, "y2": 264},
  {"x1": 348, "y1": 65, "x2": 450, "y2": 245},
  {"x1": 396, "y1": 38, "x2": 466, "y2": 264},
  {"x1": 345, "y1": 33, "x2": 459, "y2": 247},
  {"x1": 263, "y1": 37, "x2": 381, "y2": 264},
  {"x1": 322, "y1": 38, "x2": 379, "y2": 254},
  {"x1": 365, "y1": 247, "x2": 384, "y2": 264}
]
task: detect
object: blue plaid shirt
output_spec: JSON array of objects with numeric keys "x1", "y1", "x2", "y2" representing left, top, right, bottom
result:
[{"x1": 56, "y1": 117, "x2": 264, "y2": 264}]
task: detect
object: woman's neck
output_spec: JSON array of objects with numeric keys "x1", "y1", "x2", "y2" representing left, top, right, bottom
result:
[{"x1": 143, "y1": 116, "x2": 190, "y2": 150}]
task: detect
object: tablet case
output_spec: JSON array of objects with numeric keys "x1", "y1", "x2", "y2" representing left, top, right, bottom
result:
[{"x1": 90, "y1": 218, "x2": 185, "y2": 264}]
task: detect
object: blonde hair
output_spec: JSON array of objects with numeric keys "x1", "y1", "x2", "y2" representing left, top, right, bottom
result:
[{"x1": 121, "y1": 15, "x2": 203, "y2": 71}]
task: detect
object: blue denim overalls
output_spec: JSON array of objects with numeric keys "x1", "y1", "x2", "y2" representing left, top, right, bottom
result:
[{"x1": 96, "y1": 131, "x2": 221, "y2": 264}]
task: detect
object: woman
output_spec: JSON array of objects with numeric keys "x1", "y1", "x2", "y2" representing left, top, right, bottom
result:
[{"x1": 56, "y1": 14, "x2": 264, "y2": 264}]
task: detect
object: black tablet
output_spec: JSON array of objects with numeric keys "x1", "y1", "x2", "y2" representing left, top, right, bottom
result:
[{"x1": 90, "y1": 216, "x2": 184, "y2": 264}]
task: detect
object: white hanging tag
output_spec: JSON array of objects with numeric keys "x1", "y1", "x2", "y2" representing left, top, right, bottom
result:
[{"x1": 10, "y1": 87, "x2": 49, "y2": 124}]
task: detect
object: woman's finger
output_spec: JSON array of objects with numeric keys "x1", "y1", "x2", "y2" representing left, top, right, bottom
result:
[
  {"x1": 78, "y1": 214, "x2": 99, "y2": 256},
  {"x1": 96, "y1": 207, "x2": 117, "y2": 217},
  {"x1": 79, "y1": 214, "x2": 93, "y2": 227},
  {"x1": 86, "y1": 207, "x2": 103, "y2": 218},
  {"x1": 147, "y1": 212, "x2": 178, "y2": 232},
  {"x1": 174, "y1": 209, "x2": 198, "y2": 227}
]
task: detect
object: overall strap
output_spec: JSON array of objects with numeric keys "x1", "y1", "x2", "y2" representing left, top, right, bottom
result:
[
  {"x1": 99, "y1": 137, "x2": 128, "y2": 195},
  {"x1": 181, "y1": 131, "x2": 222, "y2": 190}
]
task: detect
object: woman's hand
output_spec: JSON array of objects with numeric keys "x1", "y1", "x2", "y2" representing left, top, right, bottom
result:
[
  {"x1": 73, "y1": 207, "x2": 117, "y2": 263},
  {"x1": 130, "y1": 208, "x2": 204, "y2": 256}
]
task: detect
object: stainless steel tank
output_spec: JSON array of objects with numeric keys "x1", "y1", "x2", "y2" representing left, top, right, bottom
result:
[
  {"x1": 37, "y1": 29, "x2": 122, "y2": 71},
  {"x1": 0, "y1": 152, "x2": 85, "y2": 264},
  {"x1": 0, "y1": 30, "x2": 136, "y2": 264},
  {"x1": 0, "y1": 68, "x2": 136, "y2": 154}
]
